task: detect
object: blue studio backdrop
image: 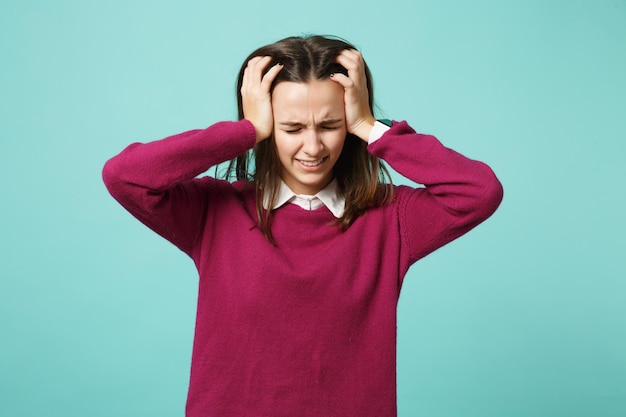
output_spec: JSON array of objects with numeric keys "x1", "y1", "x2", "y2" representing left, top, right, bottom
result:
[{"x1": 1, "y1": 1, "x2": 625, "y2": 416}]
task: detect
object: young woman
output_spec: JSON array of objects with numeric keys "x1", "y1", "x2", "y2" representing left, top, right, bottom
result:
[{"x1": 103, "y1": 35, "x2": 503, "y2": 417}]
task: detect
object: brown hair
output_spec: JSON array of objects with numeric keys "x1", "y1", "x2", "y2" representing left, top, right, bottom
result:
[{"x1": 227, "y1": 35, "x2": 393, "y2": 243}]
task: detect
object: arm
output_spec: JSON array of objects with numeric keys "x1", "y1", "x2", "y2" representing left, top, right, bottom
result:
[
  {"x1": 369, "y1": 121, "x2": 503, "y2": 265},
  {"x1": 102, "y1": 120, "x2": 257, "y2": 256},
  {"x1": 103, "y1": 57, "x2": 283, "y2": 255},
  {"x1": 330, "y1": 49, "x2": 503, "y2": 268}
]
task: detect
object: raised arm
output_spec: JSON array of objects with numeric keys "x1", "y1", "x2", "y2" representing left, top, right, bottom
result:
[
  {"x1": 330, "y1": 48, "x2": 503, "y2": 270},
  {"x1": 102, "y1": 120, "x2": 257, "y2": 255},
  {"x1": 369, "y1": 122, "x2": 503, "y2": 268},
  {"x1": 103, "y1": 56, "x2": 283, "y2": 255}
]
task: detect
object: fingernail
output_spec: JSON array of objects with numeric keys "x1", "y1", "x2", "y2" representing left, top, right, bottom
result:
[{"x1": 330, "y1": 73, "x2": 334, "y2": 77}]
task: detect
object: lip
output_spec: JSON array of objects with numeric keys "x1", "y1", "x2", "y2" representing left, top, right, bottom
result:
[{"x1": 296, "y1": 156, "x2": 328, "y2": 171}]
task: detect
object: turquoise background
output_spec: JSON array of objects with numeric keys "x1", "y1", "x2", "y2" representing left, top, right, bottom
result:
[{"x1": 1, "y1": 0, "x2": 625, "y2": 416}]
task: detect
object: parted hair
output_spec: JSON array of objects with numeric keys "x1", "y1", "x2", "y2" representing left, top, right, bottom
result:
[{"x1": 227, "y1": 35, "x2": 393, "y2": 243}]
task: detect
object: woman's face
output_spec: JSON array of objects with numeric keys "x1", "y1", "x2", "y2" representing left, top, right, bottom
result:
[{"x1": 271, "y1": 79, "x2": 347, "y2": 195}]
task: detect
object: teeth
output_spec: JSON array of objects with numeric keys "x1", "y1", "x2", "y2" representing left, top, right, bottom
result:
[{"x1": 299, "y1": 158, "x2": 324, "y2": 167}]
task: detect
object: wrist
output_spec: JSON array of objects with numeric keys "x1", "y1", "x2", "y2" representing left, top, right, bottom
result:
[
  {"x1": 352, "y1": 117, "x2": 376, "y2": 142},
  {"x1": 245, "y1": 118, "x2": 271, "y2": 143}
]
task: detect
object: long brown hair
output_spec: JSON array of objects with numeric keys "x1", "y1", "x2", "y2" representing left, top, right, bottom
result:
[{"x1": 227, "y1": 35, "x2": 393, "y2": 243}]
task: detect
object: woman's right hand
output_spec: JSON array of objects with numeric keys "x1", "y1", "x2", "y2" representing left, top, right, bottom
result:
[{"x1": 240, "y1": 56, "x2": 283, "y2": 143}]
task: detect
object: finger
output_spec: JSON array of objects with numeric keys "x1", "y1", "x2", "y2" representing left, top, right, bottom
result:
[
  {"x1": 335, "y1": 49, "x2": 365, "y2": 79},
  {"x1": 243, "y1": 56, "x2": 271, "y2": 90},
  {"x1": 241, "y1": 65, "x2": 252, "y2": 91},
  {"x1": 339, "y1": 48, "x2": 362, "y2": 62},
  {"x1": 247, "y1": 55, "x2": 270, "y2": 69},
  {"x1": 328, "y1": 72, "x2": 352, "y2": 89},
  {"x1": 250, "y1": 56, "x2": 273, "y2": 82},
  {"x1": 335, "y1": 49, "x2": 361, "y2": 67},
  {"x1": 261, "y1": 63, "x2": 284, "y2": 90},
  {"x1": 243, "y1": 55, "x2": 265, "y2": 72}
]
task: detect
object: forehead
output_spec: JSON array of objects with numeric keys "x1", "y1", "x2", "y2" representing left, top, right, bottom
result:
[{"x1": 271, "y1": 80, "x2": 344, "y2": 119}]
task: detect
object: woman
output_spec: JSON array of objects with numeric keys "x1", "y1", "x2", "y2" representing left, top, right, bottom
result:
[{"x1": 103, "y1": 35, "x2": 503, "y2": 417}]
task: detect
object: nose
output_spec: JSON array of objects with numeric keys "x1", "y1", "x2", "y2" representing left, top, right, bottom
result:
[{"x1": 301, "y1": 129, "x2": 324, "y2": 156}]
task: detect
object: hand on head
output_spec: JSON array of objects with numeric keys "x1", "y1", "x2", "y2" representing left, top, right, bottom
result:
[
  {"x1": 241, "y1": 56, "x2": 283, "y2": 143},
  {"x1": 329, "y1": 49, "x2": 376, "y2": 142},
  {"x1": 241, "y1": 49, "x2": 376, "y2": 144}
]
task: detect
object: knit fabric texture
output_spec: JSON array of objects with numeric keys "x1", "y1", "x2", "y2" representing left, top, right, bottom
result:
[{"x1": 103, "y1": 119, "x2": 503, "y2": 416}]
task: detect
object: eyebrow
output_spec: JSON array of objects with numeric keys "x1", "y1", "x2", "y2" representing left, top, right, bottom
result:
[
  {"x1": 320, "y1": 118, "x2": 343, "y2": 125},
  {"x1": 278, "y1": 118, "x2": 344, "y2": 126}
]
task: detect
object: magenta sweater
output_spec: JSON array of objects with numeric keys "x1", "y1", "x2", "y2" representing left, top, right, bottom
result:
[{"x1": 103, "y1": 120, "x2": 503, "y2": 416}]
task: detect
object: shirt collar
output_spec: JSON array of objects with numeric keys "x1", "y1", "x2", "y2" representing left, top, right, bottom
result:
[{"x1": 263, "y1": 179, "x2": 346, "y2": 218}]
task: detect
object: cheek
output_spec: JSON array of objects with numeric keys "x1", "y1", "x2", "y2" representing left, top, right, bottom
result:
[
  {"x1": 273, "y1": 135, "x2": 296, "y2": 160},
  {"x1": 329, "y1": 132, "x2": 347, "y2": 153}
]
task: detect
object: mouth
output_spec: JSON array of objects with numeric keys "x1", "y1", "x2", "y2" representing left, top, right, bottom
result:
[{"x1": 297, "y1": 156, "x2": 328, "y2": 167}]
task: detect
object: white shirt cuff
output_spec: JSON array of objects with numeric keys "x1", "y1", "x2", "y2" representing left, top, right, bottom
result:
[{"x1": 368, "y1": 120, "x2": 391, "y2": 144}]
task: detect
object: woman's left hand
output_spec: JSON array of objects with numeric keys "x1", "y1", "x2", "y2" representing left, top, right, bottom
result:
[{"x1": 329, "y1": 49, "x2": 376, "y2": 142}]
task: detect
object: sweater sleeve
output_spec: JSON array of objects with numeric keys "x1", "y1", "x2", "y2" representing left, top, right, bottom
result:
[
  {"x1": 102, "y1": 120, "x2": 257, "y2": 256},
  {"x1": 367, "y1": 121, "x2": 503, "y2": 270}
]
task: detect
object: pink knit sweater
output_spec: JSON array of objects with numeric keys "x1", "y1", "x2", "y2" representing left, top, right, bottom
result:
[{"x1": 103, "y1": 119, "x2": 502, "y2": 416}]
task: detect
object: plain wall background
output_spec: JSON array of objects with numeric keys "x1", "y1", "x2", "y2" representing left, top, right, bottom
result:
[{"x1": 1, "y1": 0, "x2": 624, "y2": 416}]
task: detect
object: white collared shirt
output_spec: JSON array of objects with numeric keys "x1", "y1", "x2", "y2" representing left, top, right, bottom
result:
[
  {"x1": 262, "y1": 121, "x2": 391, "y2": 218},
  {"x1": 264, "y1": 179, "x2": 346, "y2": 218}
]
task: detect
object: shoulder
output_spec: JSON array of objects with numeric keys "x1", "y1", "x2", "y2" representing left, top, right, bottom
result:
[
  {"x1": 202, "y1": 177, "x2": 254, "y2": 195},
  {"x1": 373, "y1": 183, "x2": 427, "y2": 207},
  {"x1": 181, "y1": 177, "x2": 255, "y2": 207}
]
